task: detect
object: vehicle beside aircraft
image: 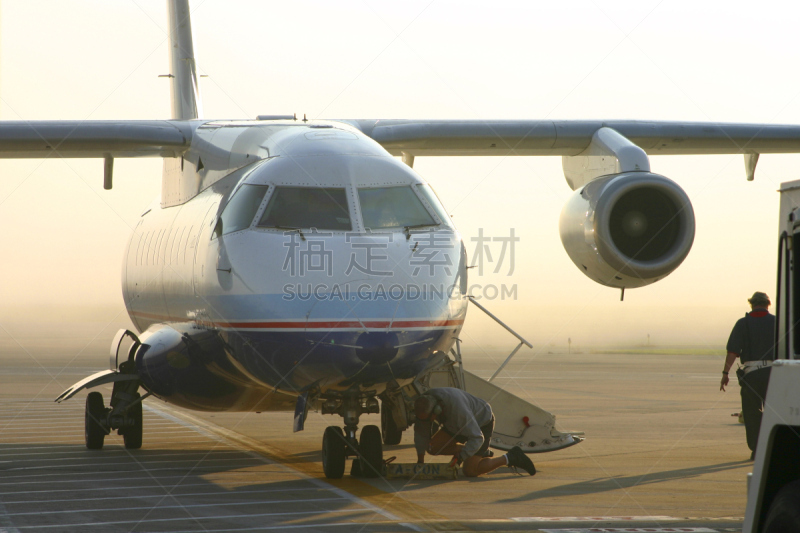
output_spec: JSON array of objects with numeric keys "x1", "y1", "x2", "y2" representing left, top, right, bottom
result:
[{"x1": 742, "y1": 181, "x2": 800, "y2": 533}]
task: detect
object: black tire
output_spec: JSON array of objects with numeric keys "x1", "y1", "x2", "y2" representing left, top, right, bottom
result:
[
  {"x1": 359, "y1": 425, "x2": 383, "y2": 478},
  {"x1": 764, "y1": 479, "x2": 800, "y2": 533},
  {"x1": 322, "y1": 426, "x2": 347, "y2": 479},
  {"x1": 85, "y1": 392, "x2": 106, "y2": 450},
  {"x1": 123, "y1": 395, "x2": 143, "y2": 450},
  {"x1": 381, "y1": 403, "x2": 403, "y2": 445}
]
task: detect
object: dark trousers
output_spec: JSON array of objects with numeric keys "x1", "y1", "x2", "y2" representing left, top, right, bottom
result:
[{"x1": 740, "y1": 367, "x2": 771, "y2": 452}]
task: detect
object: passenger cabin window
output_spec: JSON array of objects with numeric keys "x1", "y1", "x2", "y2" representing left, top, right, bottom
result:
[
  {"x1": 258, "y1": 187, "x2": 351, "y2": 231},
  {"x1": 358, "y1": 186, "x2": 436, "y2": 230},
  {"x1": 217, "y1": 184, "x2": 269, "y2": 236}
]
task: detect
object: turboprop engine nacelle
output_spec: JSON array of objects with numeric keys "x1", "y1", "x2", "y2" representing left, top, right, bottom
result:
[{"x1": 559, "y1": 172, "x2": 695, "y2": 289}]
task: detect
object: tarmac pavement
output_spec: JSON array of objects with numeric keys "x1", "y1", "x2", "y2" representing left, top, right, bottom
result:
[{"x1": 0, "y1": 325, "x2": 749, "y2": 532}]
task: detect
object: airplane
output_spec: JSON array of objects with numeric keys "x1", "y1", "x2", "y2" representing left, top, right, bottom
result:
[{"x1": 1, "y1": 0, "x2": 797, "y2": 479}]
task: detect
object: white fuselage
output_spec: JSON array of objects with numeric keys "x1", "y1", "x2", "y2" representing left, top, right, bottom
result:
[{"x1": 120, "y1": 121, "x2": 468, "y2": 411}]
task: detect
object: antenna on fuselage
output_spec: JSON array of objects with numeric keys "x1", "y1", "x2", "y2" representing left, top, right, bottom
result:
[{"x1": 166, "y1": 0, "x2": 202, "y2": 120}]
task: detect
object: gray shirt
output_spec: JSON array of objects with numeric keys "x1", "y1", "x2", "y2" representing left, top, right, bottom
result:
[{"x1": 414, "y1": 387, "x2": 493, "y2": 462}]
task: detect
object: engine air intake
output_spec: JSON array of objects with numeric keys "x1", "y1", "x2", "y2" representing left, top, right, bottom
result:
[{"x1": 608, "y1": 187, "x2": 682, "y2": 262}]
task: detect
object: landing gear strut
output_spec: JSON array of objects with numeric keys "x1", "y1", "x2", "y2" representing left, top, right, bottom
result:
[{"x1": 320, "y1": 391, "x2": 383, "y2": 479}]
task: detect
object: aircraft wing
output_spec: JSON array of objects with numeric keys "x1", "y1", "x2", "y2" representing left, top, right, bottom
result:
[
  {"x1": 344, "y1": 119, "x2": 800, "y2": 157},
  {"x1": 0, "y1": 120, "x2": 192, "y2": 158}
]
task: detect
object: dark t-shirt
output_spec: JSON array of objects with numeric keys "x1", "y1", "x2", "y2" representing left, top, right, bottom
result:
[{"x1": 726, "y1": 309, "x2": 775, "y2": 362}]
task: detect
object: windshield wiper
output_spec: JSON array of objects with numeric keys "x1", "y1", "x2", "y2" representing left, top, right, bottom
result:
[
  {"x1": 404, "y1": 223, "x2": 440, "y2": 240},
  {"x1": 269, "y1": 226, "x2": 305, "y2": 240}
]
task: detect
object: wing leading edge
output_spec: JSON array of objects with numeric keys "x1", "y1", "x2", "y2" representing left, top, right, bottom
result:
[
  {"x1": 343, "y1": 119, "x2": 800, "y2": 157},
  {"x1": 0, "y1": 120, "x2": 193, "y2": 159}
]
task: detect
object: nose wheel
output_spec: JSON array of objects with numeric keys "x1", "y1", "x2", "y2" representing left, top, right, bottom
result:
[
  {"x1": 322, "y1": 426, "x2": 347, "y2": 478},
  {"x1": 321, "y1": 424, "x2": 383, "y2": 479},
  {"x1": 358, "y1": 425, "x2": 383, "y2": 477}
]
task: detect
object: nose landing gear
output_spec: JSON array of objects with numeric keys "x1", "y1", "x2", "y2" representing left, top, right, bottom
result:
[
  {"x1": 321, "y1": 423, "x2": 384, "y2": 479},
  {"x1": 320, "y1": 391, "x2": 383, "y2": 479}
]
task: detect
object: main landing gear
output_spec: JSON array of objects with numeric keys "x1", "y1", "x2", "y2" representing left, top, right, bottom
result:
[
  {"x1": 57, "y1": 329, "x2": 147, "y2": 450},
  {"x1": 83, "y1": 361, "x2": 145, "y2": 450},
  {"x1": 320, "y1": 392, "x2": 384, "y2": 479}
]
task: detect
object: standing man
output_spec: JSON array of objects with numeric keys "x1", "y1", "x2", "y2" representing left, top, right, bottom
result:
[
  {"x1": 720, "y1": 292, "x2": 775, "y2": 460},
  {"x1": 414, "y1": 387, "x2": 537, "y2": 476}
]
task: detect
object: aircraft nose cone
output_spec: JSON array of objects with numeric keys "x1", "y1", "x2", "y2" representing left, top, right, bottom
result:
[{"x1": 355, "y1": 331, "x2": 399, "y2": 365}]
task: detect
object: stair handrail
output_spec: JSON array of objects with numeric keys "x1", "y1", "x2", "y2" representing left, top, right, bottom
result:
[{"x1": 466, "y1": 296, "x2": 533, "y2": 382}]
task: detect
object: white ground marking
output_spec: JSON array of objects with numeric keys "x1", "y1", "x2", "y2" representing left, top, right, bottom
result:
[
  {"x1": 0, "y1": 501, "x2": 22, "y2": 533},
  {"x1": 514, "y1": 517, "x2": 681, "y2": 521},
  {"x1": 144, "y1": 403, "x2": 423, "y2": 532},
  {"x1": 3, "y1": 508, "x2": 378, "y2": 530},
  {"x1": 540, "y1": 529, "x2": 719, "y2": 533},
  {"x1": 0, "y1": 396, "x2": 418, "y2": 532}
]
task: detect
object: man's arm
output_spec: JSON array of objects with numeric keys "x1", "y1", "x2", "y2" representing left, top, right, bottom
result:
[
  {"x1": 414, "y1": 420, "x2": 432, "y2": 463},
  {"x1": 722, "y1": 318, "x2": 745, "y2": 392},
  {"x1": 720, "y1": 351, "x2": 738, "y2": 391}
]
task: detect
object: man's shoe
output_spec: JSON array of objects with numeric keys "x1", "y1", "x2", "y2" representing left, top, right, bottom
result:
[{"x1": 506, "y1": 446, "x2": 536, "y2": 476}]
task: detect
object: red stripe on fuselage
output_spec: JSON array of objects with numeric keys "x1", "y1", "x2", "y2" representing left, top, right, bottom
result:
[
  {"x1": 216, "y1": 319, "x2": 464, "y2": 329},
  {"x1": 130, "y1": 311, "x2": 463, "y2": 329}
]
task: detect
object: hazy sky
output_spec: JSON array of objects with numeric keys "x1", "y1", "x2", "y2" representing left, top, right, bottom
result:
[{"x1": 1, "y1": 0, "x2": 799, "y2": 349}]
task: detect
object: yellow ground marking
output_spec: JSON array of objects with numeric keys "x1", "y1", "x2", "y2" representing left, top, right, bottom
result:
[{"x1": 146, "y1": 403, "x2": 458, "y2": 530}]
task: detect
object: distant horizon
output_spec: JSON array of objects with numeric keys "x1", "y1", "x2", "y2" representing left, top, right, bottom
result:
[{"x1": 0, "y1": 303, "x2": 726, "y2": 352}]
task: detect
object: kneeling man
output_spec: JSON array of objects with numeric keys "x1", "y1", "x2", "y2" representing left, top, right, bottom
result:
[{"x1": 414, "y1": 387, "x2": 536, "y2": 477}]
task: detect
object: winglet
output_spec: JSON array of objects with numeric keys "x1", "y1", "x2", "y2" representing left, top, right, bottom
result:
[{"x1": 167, "y1": 0, "x2": 202, "y2": 120}]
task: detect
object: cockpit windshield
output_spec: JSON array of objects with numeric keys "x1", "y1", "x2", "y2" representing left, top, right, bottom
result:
[
  {"x1": 358, "y1": 186, "x2": 437, "y2": 230},
  {"x1": 258, "y1": 187, "x2": 351, "y2": 231}
]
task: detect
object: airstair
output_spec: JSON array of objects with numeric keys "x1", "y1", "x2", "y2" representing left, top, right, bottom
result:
[{"x1": 401, "y1": 296, "x2": 582, "y2": 454}]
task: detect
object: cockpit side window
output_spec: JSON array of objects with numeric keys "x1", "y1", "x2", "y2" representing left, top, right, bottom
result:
[
  {"x1": 358, "y1": 186, "x2": 437, "y2": 230},
  {"x1": 416, "y1": 183, "x2": 452, "y2": 227},
  {"x1": 217, "y1": 184, "x2": 270, "y2": 236},
  {"x1": 258, "y1": 187, "x2": 351, "y2": 231}
]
